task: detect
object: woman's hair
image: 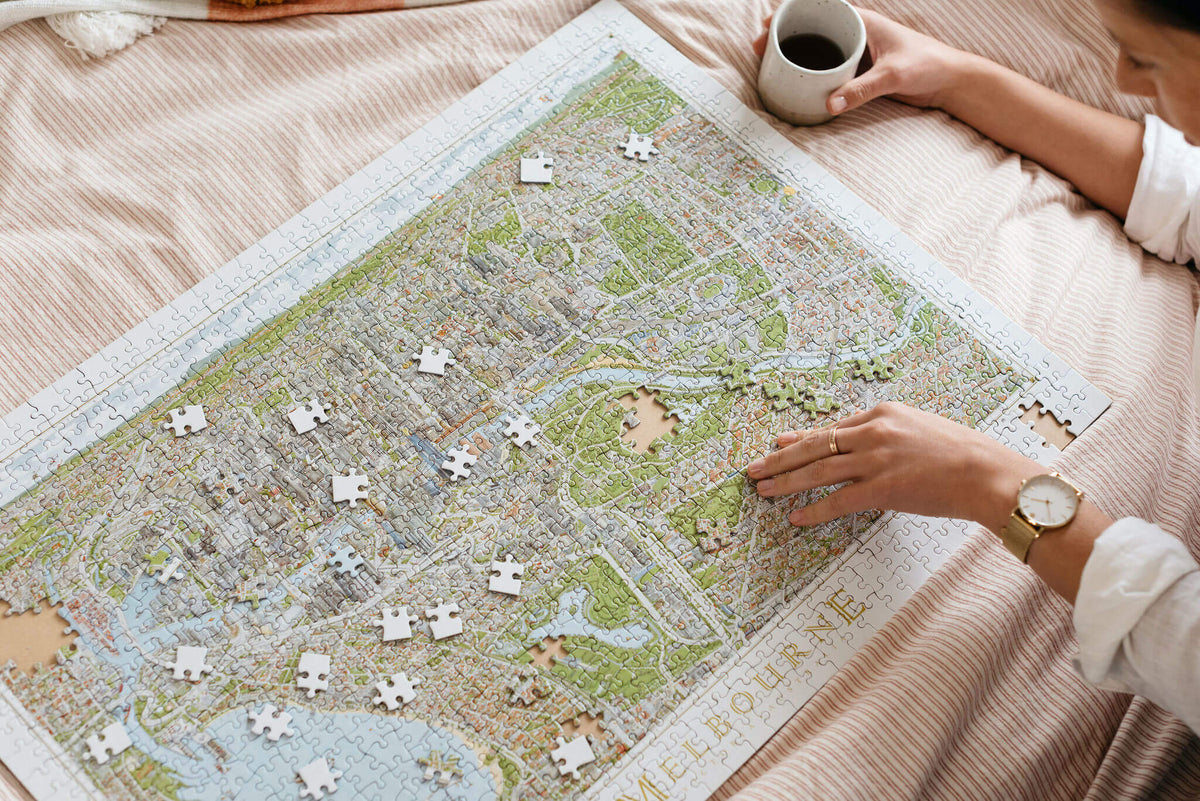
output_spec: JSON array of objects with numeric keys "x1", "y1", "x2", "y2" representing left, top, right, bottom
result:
[{"x1": 1142, "y1": 0, "x2": 1200, "y2": 31}]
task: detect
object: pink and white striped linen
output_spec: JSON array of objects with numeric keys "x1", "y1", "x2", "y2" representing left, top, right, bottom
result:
[{"x1": 0, "y1": 0, "x2": 1196, "y2": 798}]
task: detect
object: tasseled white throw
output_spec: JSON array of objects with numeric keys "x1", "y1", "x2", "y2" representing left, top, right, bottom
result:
[{"x1": 45, "y1": 10, "x2": 165, "y2": 58}]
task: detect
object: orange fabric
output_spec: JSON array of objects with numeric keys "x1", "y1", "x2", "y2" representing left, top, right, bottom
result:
[{"x1": 208, "y1": 0, "x2": 409, "y2": 23}]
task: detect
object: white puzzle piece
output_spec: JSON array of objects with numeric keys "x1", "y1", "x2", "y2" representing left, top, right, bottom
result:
[
  {"x1": 84, "y1": 723, "x2": 132, "y2": 765},
  {"x1": 297, "y1": 757, "x2": 342, "y2": 800},
  {"x1": 330, "y1": 472, "x2": 369, "y2": 506},
  {"x1": 297, "y1": 652, "x2": 331, "y2": 697},
  {"x1": 247, "y1": 704, "x2": 295, "y2": 741},
  {"x1": 551, "y1": 734, "x2": 596, "y2": 780},
  {"x1": 373, "y1": 672, "x2": 421, "y2": 711},
  {"x1": 162, "y1": 405, "x2": 207, "y2": 436},
  {"x1": 488, "y1": 555, "x2": 524, "y2": 596},
  {"x1": 519, "y1": 153, "x2": 554, "y2": 183},
  {"x1": 287, "y1": 398, "x2": 331, "y2": 434},
  {"x1": 372, "y1": 607, "x2": 418, "y2": 642},
  {"x1": 166, "y1": 645, "x2": 213, "y2": 682}
]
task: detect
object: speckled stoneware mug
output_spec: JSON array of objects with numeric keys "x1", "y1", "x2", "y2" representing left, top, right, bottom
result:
[{"x1": 757, "y1": 0, "x2": 867, "y2": 126}]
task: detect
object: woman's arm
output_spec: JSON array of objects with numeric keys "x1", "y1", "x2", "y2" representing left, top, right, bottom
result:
[
  {"x1": 756, "y1": 10, "x2": 1146, "y2": 218},
  {"x1": 923, "y1": 55, "x2": 1144, "y2": 219},
  {"x1": 746, "y1": 405, "x2": 1200, "y2": 731},
  {"x1": 746, "y1": 402, "x2": 1114, "y2": 603}
]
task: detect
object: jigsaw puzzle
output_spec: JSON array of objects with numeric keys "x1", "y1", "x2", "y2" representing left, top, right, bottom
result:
[{"x1": 0, "y1": 2, "x2": 1108, "y2": 799}]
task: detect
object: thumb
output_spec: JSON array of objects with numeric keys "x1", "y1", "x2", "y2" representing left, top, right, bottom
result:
[{"x1": 827, "y1": 66, "x2": 896, "y2": 114}]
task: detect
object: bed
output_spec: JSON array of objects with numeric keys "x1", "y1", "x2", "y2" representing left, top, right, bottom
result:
[{"x1": 0, "y1": 0, "x2": 1197, "y2": 798}]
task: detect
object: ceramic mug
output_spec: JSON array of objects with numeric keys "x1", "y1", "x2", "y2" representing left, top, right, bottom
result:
[{"x1": 757, "y1": 0, "x2": 867, "y2": 126}]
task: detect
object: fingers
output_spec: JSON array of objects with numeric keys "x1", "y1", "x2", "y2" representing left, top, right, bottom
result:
[
  {"x1": 788, "y1": 481, "x2": 876, "y2": 526},
  {"x1": 753, "y1": 15, "x2": 772, "y2": 57},
  {"x1": 855, "y1": 8, "x2": 889, "y2": 34},
  {"x1": 755, "y1": 454, "x2": 859, "y2": 497},
  {"x1": 747, "y1": 426, "x2": 837, "y2": 480},
  {"x1": 753, "y1": 31, "x2": 768, "y2": 58},
  {"x1": 827, "y1": 65, "x2": 899, "y2": 114}
]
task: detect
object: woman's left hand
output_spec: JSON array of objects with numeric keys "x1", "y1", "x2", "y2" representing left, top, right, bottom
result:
[{"x1": 746, "y1": 402, "x2": 1042, "y2": 533}]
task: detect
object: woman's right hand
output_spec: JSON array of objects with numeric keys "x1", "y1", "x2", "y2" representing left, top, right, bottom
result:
[{"x1": 753, "y1": 9, "x2": 977, "y2": 116}]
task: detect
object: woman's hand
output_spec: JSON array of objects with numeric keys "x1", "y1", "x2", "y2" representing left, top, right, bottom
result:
[
  {"x1": 752, "y1": 9, "x2": 978, "y2": 116},
  {"x1": 746, "y1": 402, "x2": 1042, "y2": 533}
]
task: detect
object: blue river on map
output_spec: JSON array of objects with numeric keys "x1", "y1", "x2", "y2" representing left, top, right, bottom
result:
[
  {"x1": 77, "y1": 574, "x2": 498, "y2": 800},
  {"x1": 178, "y1": 708, "x2": 496, "y2": 801},
  {"x1": 529, "y1": 586, "x2": 654, "y2": 648}
]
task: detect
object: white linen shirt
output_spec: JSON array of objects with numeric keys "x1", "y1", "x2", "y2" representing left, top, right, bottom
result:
[{"x1": 1071, "y1": 115, "x2": 1200, "y2": 733}]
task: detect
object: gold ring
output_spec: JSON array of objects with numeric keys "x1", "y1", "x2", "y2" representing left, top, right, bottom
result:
[{"x1": 828, "y1": 425, "x2": 839, "y2": 456}]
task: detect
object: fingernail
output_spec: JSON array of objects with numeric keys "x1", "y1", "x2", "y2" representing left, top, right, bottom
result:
[
  {"x1": 757, "y1": 479, "x2": 775, "y2": 494},
  {"x1": 778, "y1": 431, "x2": 799, "y2": 446},
  {"x1": 789, "y1": 509, "x2": 807, "y2": 526},
  {"x1": 829, "y1": 95, "x2": 847, "y2": 113},
  {"x1": 747, "y1": 459, "x2": 766, "y2": 478}
]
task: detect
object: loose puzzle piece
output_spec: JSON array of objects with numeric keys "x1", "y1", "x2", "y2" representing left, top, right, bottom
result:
[
  {"x1": 550, "y1": 734, "x2": 596, "y2": 780},
  {"x1": 287, "y1": 398, "x2": 331, "y2": 434},
  {"x1": 418, "y1": 750, "x2": 463, "y2": 786},
  {"x1": 801, "y1": 393, "x2": 842, "y2": 418},
  {"x1": 440, "y1": 445, "x2": 478, "y2": 482},
  {"x1": 503, "y1": 412, "x2": 542, "y2": 449},
  {"x1": 411, "y1": 345, "x2": 456, "y2": 375},
  {"x1": 519, "y1": 153, "x2": 554, "y2": 183},
  {"x1": 166, "y1": 645, "x2": 213, "y2": 682},
  {"x1": 851, "y1": 355, "x2": 895, "y2": 381},
  {"x1": 373, "y1": 671, "x2": 421, "y2": 710},
  {"x1": 621, "y1": 131, "x2": 659, "y2": 161},
  {"x1": 763, "y1": 381, "x2": 842, "y2": 418},
  {"x1": 720, "y1": 360, "x2": 755, "y2": 392},
  {"x1": 330, "y1": 472, "x2": 369, "y2": 506},
  {"x1": 84, "y1": 722, "x2": 132, "y2": 765},
  {"x1": 297, "y1": 757, "x2": 342, "y2": 800},
  {"x1": 488, "y1": 555, "x2": 524, "y2": 596},
  {"x1": 247, "y1": 704, "x2": 295, "y2": 741},
  {"x1": 162, "y1": 404, "x2": 207, "y2": 436},
  {"x1": 762, "y1": 381, "x2": 805, "y2": 411},
  {"x1": 424, "y1": 600, "x2": 463, "y2": 640},
  {"x1": 297, "y1": 652, "x2": 331, "y2": 697},
  {"x1": 372, "y1": 606, "x2": 418, "y2": 642},
  {"x1": 145, "y1": 553, "x2": 184, "y2": 584},
  {"x1": 326, "y1": 545, "x2": 364, "y2": 576}
]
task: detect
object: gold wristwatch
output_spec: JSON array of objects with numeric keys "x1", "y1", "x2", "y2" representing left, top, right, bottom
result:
[{"x1": 1000, "y1": 472, "x2": 1083, "y2": 563}]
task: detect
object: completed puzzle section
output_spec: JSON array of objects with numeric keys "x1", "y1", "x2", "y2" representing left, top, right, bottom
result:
[{"x1": 0, "y1": 5, "x2": 1104, "y2": 800}]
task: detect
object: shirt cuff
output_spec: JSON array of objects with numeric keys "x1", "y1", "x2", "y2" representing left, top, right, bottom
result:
[
  {"x1": 1073, "y1": 517, "x2": 1197, "y2": 688},
  {"x1": 1124, "y1": 115, "x2": 1200, "y2": 265}
]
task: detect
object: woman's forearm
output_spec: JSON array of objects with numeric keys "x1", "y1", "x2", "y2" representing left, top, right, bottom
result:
[
  {"x1": 973, "y1": 466, "x2": 1115, "y2": 604},
  {"x1": 940, "y1": 54, "x2": 1145, "y2": 219}
]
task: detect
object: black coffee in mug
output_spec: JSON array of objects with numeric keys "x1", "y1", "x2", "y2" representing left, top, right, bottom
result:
[{"x1": 778, "y1": 33, "x2": 846, "y2": 71}]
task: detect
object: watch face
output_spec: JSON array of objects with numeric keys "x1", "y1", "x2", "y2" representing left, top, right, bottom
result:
[{"x1": 1018, "y1": 473, "x2": 1080, "y2": 527}]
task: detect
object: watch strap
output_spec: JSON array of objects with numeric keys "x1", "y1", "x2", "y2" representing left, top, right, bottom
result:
[{"x1": 1000, "y1": 511, "x2": 1040, "y2": 563}]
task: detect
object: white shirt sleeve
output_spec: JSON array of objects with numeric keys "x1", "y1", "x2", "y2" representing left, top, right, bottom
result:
[
  {"x1": 1122, "y1": 114, "x2": 1200, "y2": 400},
  {"x1": 1124, "y1": 115, "x2": 1200, "y2": 264},
  {"x1": 1073, "y1": 517, "x2": 1200, "y2": 733}
]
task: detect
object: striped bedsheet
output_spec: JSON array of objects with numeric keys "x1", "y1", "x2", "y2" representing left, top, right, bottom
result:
[{"x1": 0, "y1": 0, "x2": 1196, "y2": 798}]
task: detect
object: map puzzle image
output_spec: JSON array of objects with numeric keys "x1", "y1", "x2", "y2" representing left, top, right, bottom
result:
[{"x1": 0, "y1": 5, "x2": 1106, "y2": 800}]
